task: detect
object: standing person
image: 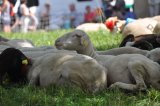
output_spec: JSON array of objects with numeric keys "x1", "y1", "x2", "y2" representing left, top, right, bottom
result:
[
  {"x1": 111, "y1": 6, "x2": 124, "y2": 20},
  {"x1": 102, "y1": 0, "x2": 113, "y2": 19},
  {"x1": 115, "y1": 0, "x2": 126, "y2": 15},
  {"x1": 11, "y1": 0, "x2": 21, "y2": 31},
  {"x1": 40, "y1": 3, "x2": 50, "y2": 30},
  {"x1": 20, "y1": 0, "x2": 30, "y2": 33},
  {"x1": 148, "y1": 0, "x2": 160, "y2": 17},
  {"x1": 0, "y1": 0, "x2": 11, "y2": 33},
  {"x1": 109, "y1": 0, "x2": 126, "y2": 19},
  {"x1": 27, "y1": 0, "x2": 39, "y2": 31},
  {"x1": 84, "y1": 5, "x2": 96, "y2": 23},
  {"x1": 68, "y1": 3, "x2": 81, "y2": 28}
]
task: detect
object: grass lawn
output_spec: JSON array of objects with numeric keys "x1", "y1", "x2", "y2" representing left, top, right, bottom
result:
[{"x1": 0, "y1": 30, "x2": 160, "y2": 106}]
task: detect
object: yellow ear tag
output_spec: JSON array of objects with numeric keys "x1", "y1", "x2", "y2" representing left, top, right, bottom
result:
[
  {"x1": 82, "y1": 39, "x2": 88, "y2": 47},
  {"x1": 22, "y1": 59, "x2": 28, "y2": 65}
]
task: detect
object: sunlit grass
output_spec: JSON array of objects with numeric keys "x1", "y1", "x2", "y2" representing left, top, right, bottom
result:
[{"x1": 0, "y1": 30, "x2": 159, "y2": 106}]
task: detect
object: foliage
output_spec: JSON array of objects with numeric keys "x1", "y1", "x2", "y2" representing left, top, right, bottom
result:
[{"x1": 0, "y1": 30, "x2": 159, "y2": 106}]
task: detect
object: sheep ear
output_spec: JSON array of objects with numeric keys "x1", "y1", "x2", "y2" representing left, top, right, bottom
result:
[
  {"x1": 75, "y1": 34, "x2": 82, "y2": 38},
  {"x1": 80, "y1": 37, "x2": 88, "y2": 47},
  {"x1": 75, "y1": 34, "x2": 88, "y2": 46}
]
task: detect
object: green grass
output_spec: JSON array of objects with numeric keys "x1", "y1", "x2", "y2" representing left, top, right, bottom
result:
[{"x1": 0, "y1": 30, "x2": 160, "y2": 106}]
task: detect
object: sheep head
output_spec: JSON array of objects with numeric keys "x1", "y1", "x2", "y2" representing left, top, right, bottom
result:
[
  {"x1": 55, "y1": 30, "x2": 91, "y2": 53},
  {"x1": 0, "y1": 48, "x2": 31, "y2": 84}
]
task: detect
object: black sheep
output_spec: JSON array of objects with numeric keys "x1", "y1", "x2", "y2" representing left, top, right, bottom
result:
[
  {"x1": 119, "y1": 34, "x2": 160, "y2": 50},
  {"x1": 0, "y1": 48, "x2": 31, "y2": 85}
]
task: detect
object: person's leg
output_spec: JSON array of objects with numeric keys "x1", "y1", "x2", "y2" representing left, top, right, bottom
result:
[
  {"x1": 154, "y1": 4, "x2": 160, "y2": 16},
  {"x1": 21, "y1": 16, "x2": 30, "y2": 33},
  {"x1": 29, "y1": 6, "x2": 39, "y2": 31},
  {"x1": 3, "y1": 22, "x2": 11, "y2": 33},
  {"x1": 149, "y1": 4, "x2": 155, "y2": 17},
  {"x1": 11, "y1": 15, "x2": 21, "y2": 31}
]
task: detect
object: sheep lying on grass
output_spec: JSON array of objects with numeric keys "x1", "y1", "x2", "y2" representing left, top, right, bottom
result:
[
  {"x1": 55, "y1": 30, "x2": 160, "y2": 91},
  {"x1": 121, "y1": 16, "x2": 160, "y2": 37},
  {"x1": 119, "y1": 34, "x2": 160, "y2": 50},
  {"x1": 23, "y1": 49, "x2": 76, "y2": 59},
  {"x1": 121, "y1": 18, "x2": 158, "y2": 37},
  {"x1": 0, "y1": 48, "x2": 31, "y2": 85},
  {"x1": 0, "y1": 47, "x2": 106, "y2": 93},
  {"x1": 0, "y1": 39, "x2": 35, "y2": 48},
  {"x1": 76, "y1": 23, "x2": 108, "y2": 32},
  {"x1": 28, "y1": 53, "x2": 107, "y2": 93},
  {"x1": 0, "y1": 35, "x2": 9, "y2": 42},
  {"x1": 0, "y1": 45, "x2": 76, "y2": 59},
  {"x1": 105, "y1": 16, "x2": 160, "y2": 37},
  {"x1": 55, "y1": 30, "x2": 148, "y2": 56},
  {"x1": 96, "y1": 47, "x2": 148, "y2": 56}
]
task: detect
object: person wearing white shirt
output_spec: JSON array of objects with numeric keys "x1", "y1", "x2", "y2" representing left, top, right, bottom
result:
[{"x1": 20, "y1": 0, "x2": 30, "y2": 33}]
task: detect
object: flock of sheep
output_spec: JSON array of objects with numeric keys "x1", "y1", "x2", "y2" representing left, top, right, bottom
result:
[{"x1": 0, "y1": 29, "x2": 160, "y2": 94}]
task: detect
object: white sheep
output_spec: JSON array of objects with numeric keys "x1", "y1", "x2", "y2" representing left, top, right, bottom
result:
[
  {"x1": 55, "y1": 30, "x2": 160, "y2": 91},
  {"x1": 76, "y1": 23, "x2": 108, "y2": 32},
  {"x1": 28, "y1": 53, "x2": 107, "y2": 93},
  {"x1": 106, "y1": 16, "x2": 160, "y2": 38},
  {"x1": 122, "y1": 18, "x2": 157, "y2": 38}
]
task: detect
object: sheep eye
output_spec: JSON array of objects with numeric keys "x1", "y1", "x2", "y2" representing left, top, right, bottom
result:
[{"x1": 75, "y1": 34, "x2": 82, "y2": 38}]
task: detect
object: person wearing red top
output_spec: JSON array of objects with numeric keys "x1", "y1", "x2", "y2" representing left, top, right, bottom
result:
[{"x1": 84, "y1": 5, "x2": 96, "y2": 23}]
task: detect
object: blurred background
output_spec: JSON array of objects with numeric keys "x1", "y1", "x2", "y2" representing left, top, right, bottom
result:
[{"x1": 0, "y1": 0, "x2": 159, "y2": 32}]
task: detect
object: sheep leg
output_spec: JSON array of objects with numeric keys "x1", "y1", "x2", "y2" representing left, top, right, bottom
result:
[
  {"x1": 109, "y1": 61, "x2": 147, "y2": 91},
  {"x1": 109, "y1": 82, "x2": 138, "y2": 91},
  {"x1": 29, "y1": 66, "x2": 41, "y2": 86},
  {"x1": 128, "y1": 61, "x2": 147, "y2": 91}
]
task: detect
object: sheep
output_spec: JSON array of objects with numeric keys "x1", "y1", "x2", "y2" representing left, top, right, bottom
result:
[
  {"x1": 0, "y1": 48, "x2": 31, "y2": 85},
  {"x1": 76, "y1": 23, "x2": 108, "y2": 32},
  {"x1": 0, "y1": 47, "x2": 76, "y2": 59},
  {"x1": 0, "y1": 35, "x2": 35, "y2": 48},
  {"x1": 23, "y1": 49, "x2": 77, "y2": 59},
  {"x1": 55, "y1": 30, "x2": 160, "y2": 91},
  {"x1": 120, "y1": 34, "x2": 160, "y2": 50},
  {"x1": 0, "y1": 35, "x2": 9, "y2": 42},
  {"x1": 122, "y1": 18, "x2": 158, "y2": 37},
  {"x1": 96, "y1": 47, "x2": 148, "y2": 56},
  {"x1": 28, "y1": 53, "x2": 107, "y2": 93},
  {"x1": 106, "y1": 16, "x2": 160, "y2": 37},
  {"x1": 55, "y1": 30, "x2": 148, "y2": 56},
  {"x1": 0, "y1": 47, "x2": 106, "y2": 93},
  {"x1": 0, "y1": 39, "x2": 35, "y2": 48},
  {"x1": 0, "y1": 44, "x2": 76, "y2": 59}
]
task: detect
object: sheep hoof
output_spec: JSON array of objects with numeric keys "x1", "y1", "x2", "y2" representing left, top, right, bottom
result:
[
  {"x1": 109, "y1": 83, "x2": 119, "y2": 90},
  {"x1": 137, "y1": 84, "x2": 147, "y2": 91}
]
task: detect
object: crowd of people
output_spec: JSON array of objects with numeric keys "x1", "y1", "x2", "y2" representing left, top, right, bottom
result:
[
  {"x1": 0, "y1": 0, "x2": 160, "y2": 33},
  {"x1": 0, "y1": 0, "x2": 39, "y2": 33}
]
